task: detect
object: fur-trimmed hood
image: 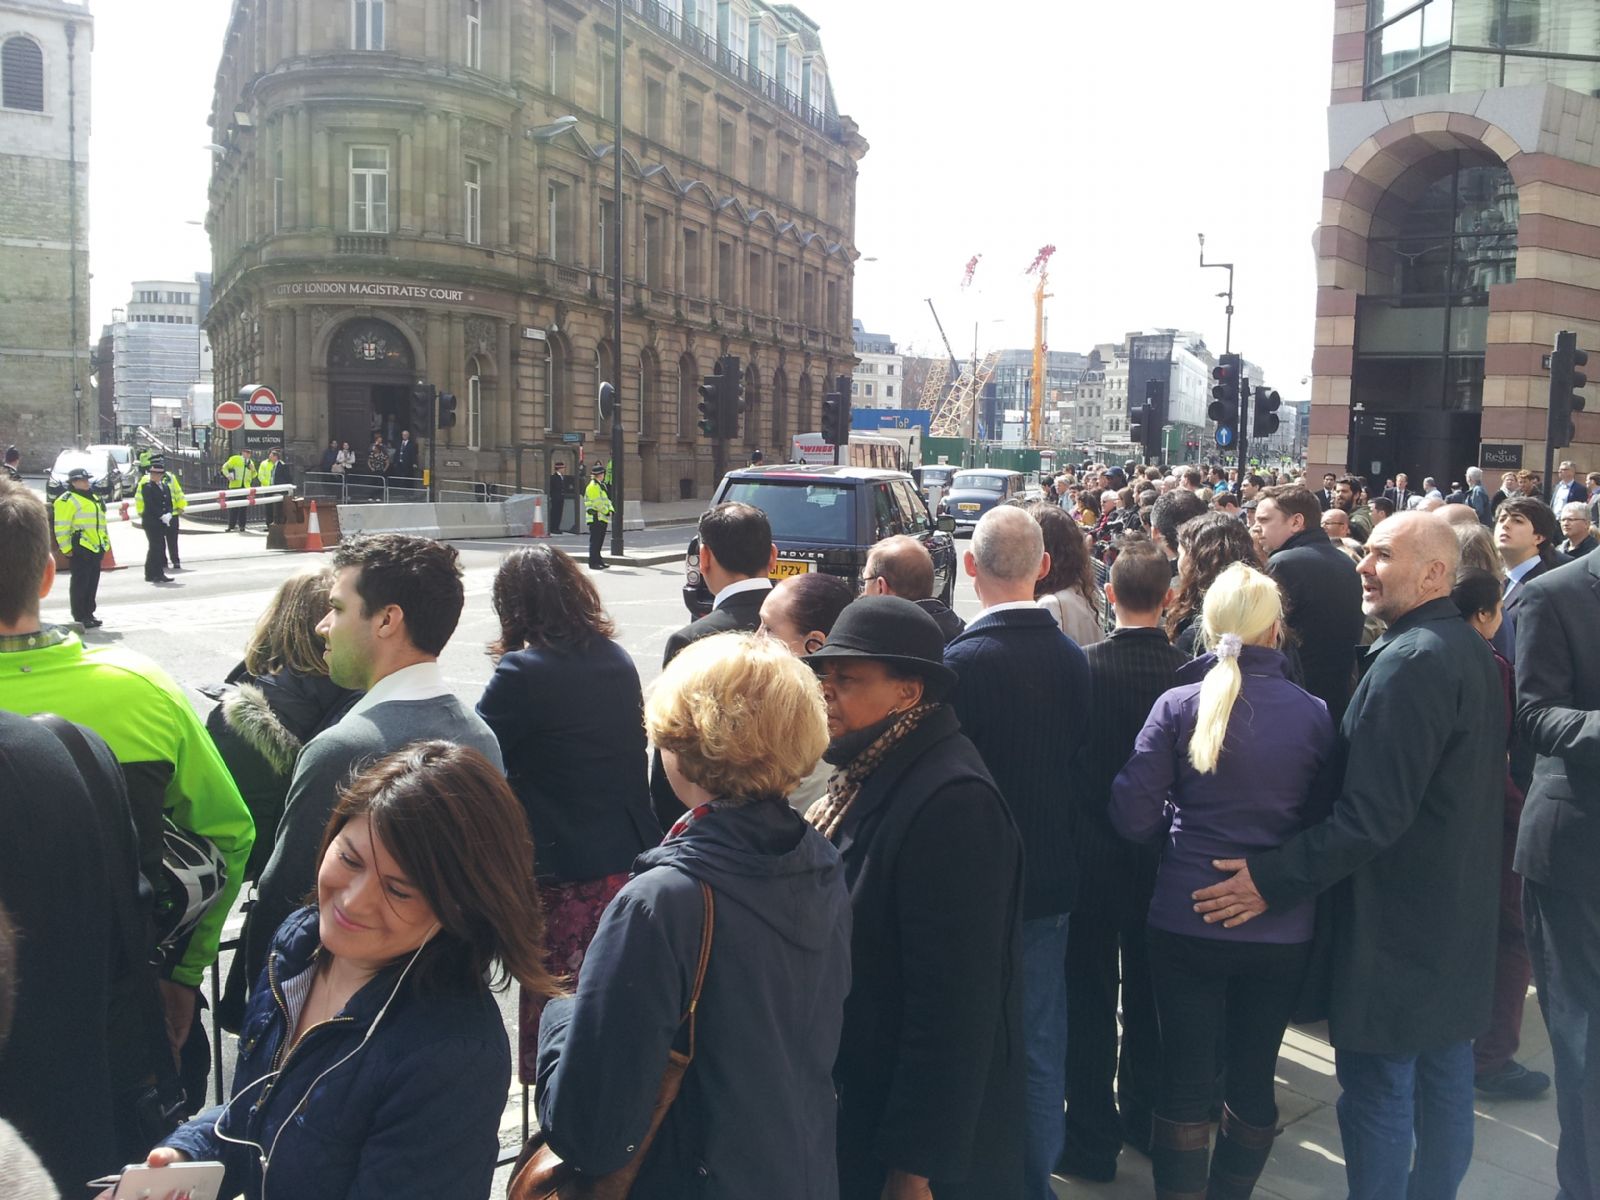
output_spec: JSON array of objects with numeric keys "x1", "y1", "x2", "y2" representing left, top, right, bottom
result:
[{"x1": 219, "y1": 668, "x2": 361, "y2": 776}]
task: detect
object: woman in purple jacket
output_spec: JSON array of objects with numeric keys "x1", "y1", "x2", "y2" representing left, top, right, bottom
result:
[{"x1": 1112, "y1": 562, "x2": 1336, "y2": 1200}]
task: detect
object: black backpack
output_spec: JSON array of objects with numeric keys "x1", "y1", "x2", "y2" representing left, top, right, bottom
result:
[{"x1": 30, "y1": 714, "x2": 188, "y2": 1156}]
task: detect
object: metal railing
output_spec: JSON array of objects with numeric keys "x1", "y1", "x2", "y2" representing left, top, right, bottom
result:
[{"x1": 300, "y1": 471, "x2": 424, "y2": 504}]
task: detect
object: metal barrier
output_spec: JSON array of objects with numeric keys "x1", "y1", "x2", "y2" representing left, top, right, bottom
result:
[{"x1": 436, "y1": 478, "x2": 491, "y2": 503}]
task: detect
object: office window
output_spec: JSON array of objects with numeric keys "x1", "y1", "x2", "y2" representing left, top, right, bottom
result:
[
  {"x1": 886, "y1": 385, "x2": 895, "y2": 398},
  {"x1": 887, "y1": 363, "x2": 895, "y2": 374},
  {"x1": 541, "y1": 342, "x2": 554, "y2": 432},
  {"x1": 802, "y1": 270, "x2": 816, "y2": 324},
  {"x1": 725, "y1": 4, "x2": 748, "y2": 66},
  {"x1": 466, "y1": 0, "x2": 482, "y2": 70},
  {"x1": 643, "y1": 213, "x2": 663, "y2": 290},
  {"x1": 717, "y1": 240, "x2": 735, "y2": 302},
  {"x1": 464, "y1": 159, "x2": 482, "y2": 245},
  {"x1": 777, "y1": 152, "x2": 793, "y2": 202},
  {"x1": 547, "y1": 179, "x2": 573, "y2": 261},
  {"x1": 352, "y1": 0, "x2": 385, "y2": 50},
  {"x1": 467, "y1": 371, "x2": 482, "y2": 449},
  {"x1": 826, "y1": 279, "x2": 839, "y2": 327},
  {"x1": 718, "y1": 119, "x2": 735, "y2": 173},
  {"x1": 599, "y1": 53, "x2": 616, "y2": 122},
  {"x1": 751, "y1": 22, "x2": 776, "y2": 80},
  {"x1": 776, "y1": 260, "x2": 792, "y2": 317},
  {"x1": 683, "y1": 99, "x2": 702, "y2": 157},
  {"x1": 1, "y1": 36, "x2": 44, "y2": 111},
  {"x1": 349, "y1": 146, "x2": 389, "y2": 233},
  {"x1": 549, "y1": 26, "x2": 574, "y2": 98},
  {"x1": 803, "y1": 165, "x2": 818, "y2": 213},
  {"x1": 781, "y1": 39, "x2": 802, "y2": 98},
  {"x1": 598, "y1": 198, "x2": 615, "y2": 275},
  {"x1": 748, "y1": 250, "x2": 765, "y2": 312},
  {"x1": 750, "y1": 136, "x2": 766, "y2": 188},
  {"x1": 646, "y1": 78, "x2": 665, "y2": 142},
  {"x1": 683, "y1": 227, "x2": 702, "y2": 293}
]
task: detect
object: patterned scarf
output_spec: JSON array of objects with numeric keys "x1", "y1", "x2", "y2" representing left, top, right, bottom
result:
[{"x1": 806, "y1": 701, "x2": 941, "y2": 841}]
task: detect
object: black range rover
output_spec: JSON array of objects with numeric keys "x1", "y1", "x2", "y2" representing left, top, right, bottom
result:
[{"x1": 682, "y1": 465, "x2": 957, "y2": 617}]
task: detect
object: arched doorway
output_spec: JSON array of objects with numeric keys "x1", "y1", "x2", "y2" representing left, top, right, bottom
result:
[
  {"x1": 327, "y1": 318, "x2": 419, "y2": 453},
  {"x1": 1351, "y1": 151, "x2": 1518, "y2": 482}
]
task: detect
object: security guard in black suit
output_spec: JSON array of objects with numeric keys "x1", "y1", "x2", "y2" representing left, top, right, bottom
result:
[{"x1": 137, "y1": 462, "x2": 174, "y2": 584}]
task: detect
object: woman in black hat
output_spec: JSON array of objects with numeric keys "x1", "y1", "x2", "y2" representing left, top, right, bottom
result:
[{"x1": 805, "y1": 596, "x2": 1026, "y2": 1200}]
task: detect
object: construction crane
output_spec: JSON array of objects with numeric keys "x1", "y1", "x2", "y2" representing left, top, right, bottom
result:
[{"x1": 1025, "y1": 245, "x2": 1055, "y2": 446}]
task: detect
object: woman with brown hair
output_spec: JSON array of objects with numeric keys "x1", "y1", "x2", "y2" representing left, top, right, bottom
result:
[
  {"x1": 134, "y1": 742, "x2": 558, "y2": 1200},
  {"x1": 1027, "y1": 500, "x2": 1104, "y2": 647},
  {"x1": 1167, "y1": 512, "x2": 1263, "y2": 657},
  {"x1": 476, "y1": 544, "x2": 656, "y2": 1081}
]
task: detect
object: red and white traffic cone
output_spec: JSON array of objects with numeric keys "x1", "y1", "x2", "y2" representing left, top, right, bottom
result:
[
  {"x1": 304, "y1": 500, "x2": 325, "y2": 553},
  {"x1": 531, "y1": 494, "x2": 547, "y2": 538}
]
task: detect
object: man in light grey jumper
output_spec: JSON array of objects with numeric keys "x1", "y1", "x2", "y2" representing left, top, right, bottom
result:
[{"x1": 242, "y1": 534, "x2": 503, "y2": 988}]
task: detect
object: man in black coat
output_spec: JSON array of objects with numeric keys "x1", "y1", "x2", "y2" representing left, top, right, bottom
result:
[
  {"x1": 390, "y1": 428, "x2": 420, "y2": 483},
  {"x1": 806, "y1": 597, "x2": 1025, "y2": 1200},
  {"x1": 1315, "y1": 471, "x2": 1337, "y2": 511},
  {"x1": 652, "y1": 502, "x2": 775, "y2": 827},
  {"x1": 1196, "y1": 514, "x2": 1504, "y2": 1200},
  {"x1": 1061, "y1": 544, "x2": 1186, "y2": 1182},
  {"x1": 1516, "y1": 551, "x2": 1600, "y2": 1200},
  {"x1": 1255, "y1": 485, "x2": 1363, "y2": 726},
  {"x1": 1383, "y1": 471, "x2": 1414, "y2": 512},
  {"x1": 943, "y1": 506, "x2": 1089, "y2": 1199},
  {"x1": 864, "y1": 535, "x2": 965, "y2": 642},
  {"x1": 1493, "y1": 497, "x2": 1570, "y2": 669},
  {"x1": 138, "y1": 462, "x2": 175, "y2": 584},
  {"x1": 546, "y1": 460, "x2": 570, "y2": 535}
]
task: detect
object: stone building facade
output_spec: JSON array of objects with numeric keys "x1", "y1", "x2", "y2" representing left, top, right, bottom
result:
[
  {"x1": 204, "y1": 0, "x2": 866, "y2": 501},
  {"x1": 1310, "y1": 0, "x2": 1600, "y2": 485},
  {"x1": 0, "y1": 0, "x2": 91, "y2": 455}
]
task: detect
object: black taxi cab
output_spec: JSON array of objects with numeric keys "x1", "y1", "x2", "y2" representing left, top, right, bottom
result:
[
  {"x1": 682, "y1": 465, "x2": 957, "y2": 618},
  {"x1": 938, "y1": 468, "x2": 1027, "y2": 533}
]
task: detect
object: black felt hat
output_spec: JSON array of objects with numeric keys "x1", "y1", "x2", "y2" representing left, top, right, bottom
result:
[{"x1": 804, "y1": 595, "x2": 956, "y2": 700}]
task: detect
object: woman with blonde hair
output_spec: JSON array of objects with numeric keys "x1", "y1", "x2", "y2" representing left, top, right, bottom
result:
[
  {"x1": 204, "y1": 568, "x2": 361, "y2": 1029},
  {"x1": 1111, "y1": 563, "x2": 1336, "y2": 1200},
  {"x1": 536, "y1": 633, "x2": 851, "y2": 1200}
]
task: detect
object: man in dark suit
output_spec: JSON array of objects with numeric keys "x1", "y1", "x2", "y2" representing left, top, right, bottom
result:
[
  {"x1": 546, "y1": 460, "x2": 570, "y2": 535},
  {"x1": 1255, "y1": 485, "x2": 1364, "y2": 726},
  {"x1": 1493, "y1": 497, "x2": 1569, "y2": 668},
  {"x1": 651, "y1": 502, "x2": 776, "y2": 827},
  {"x1": 1061, "y1": 543, "x2": 1186, "y2": 1182},
  {"x1": 1316, "y1": 472, "x2": 1337, "y2": 512},
  {"x1": 943, "y1": 506, "x2": 1089, "y2": 1200},
  {"x1": 1383, "y1": 472, "x2": 1413, "y2": 512},
  {"x1": 1516, "y1": 552, "x2": 1600, "y2": 1200},
  {"x1": 390, "y1": 429, "x2": 420, "y2": 483},
  {"x1": 1551, "y1": 461, "x2": 1589, "y2": 511},
  {"x1": 864, "y1": 535, "x2": 964, "y2": 642}
]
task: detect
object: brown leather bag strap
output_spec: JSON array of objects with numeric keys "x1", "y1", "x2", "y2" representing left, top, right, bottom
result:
[{"x1": 681, "y1": 881, "x2": 714, "y2": 1062}]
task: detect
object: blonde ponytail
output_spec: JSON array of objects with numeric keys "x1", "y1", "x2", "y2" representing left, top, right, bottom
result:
[{"x1": 1187, "y1": 562, "x2": 1283, "y2": 775}]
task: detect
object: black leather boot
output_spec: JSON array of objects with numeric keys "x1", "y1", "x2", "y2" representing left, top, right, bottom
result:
[
  {"x1": 1151, "y1": 1113, "x2": 1211, "y2": 1200},
  {"x1": 1206, "y1": 1103, "x2": 1279, "y2": 1199}
]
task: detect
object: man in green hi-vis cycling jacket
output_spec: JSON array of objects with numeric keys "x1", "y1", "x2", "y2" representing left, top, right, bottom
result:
[{"x1": 0, "y1": 478, "x2": 254, "y2": 1106}]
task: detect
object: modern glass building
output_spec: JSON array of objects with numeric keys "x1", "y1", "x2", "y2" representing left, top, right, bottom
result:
[{"x1": 1310, "y1": 0, "x2": 1600, "y2": 485}]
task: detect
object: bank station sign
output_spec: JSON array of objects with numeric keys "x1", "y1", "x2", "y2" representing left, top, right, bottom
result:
[{"x1": 273, "y1": 280, "x2": 478, "y2": 304}]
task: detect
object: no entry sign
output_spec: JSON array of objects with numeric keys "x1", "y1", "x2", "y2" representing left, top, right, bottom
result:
[{"x1": 214, "y1": 401, "x2": 246, "y2": 431}]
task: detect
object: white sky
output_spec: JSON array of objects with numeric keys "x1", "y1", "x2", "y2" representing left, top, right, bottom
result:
[{"x1": 88, "y1": 0, "x2": 1334, "y2": 402}]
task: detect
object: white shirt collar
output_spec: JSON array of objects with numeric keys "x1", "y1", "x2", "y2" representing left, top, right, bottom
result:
[
  {"x1": 345, "y1": 660, "x2": 450, "y2": 718},
  {"x1": 1504, "y1": 556, "x2": 1541, "y2": 589},
  {"x1": 974, "y1": 599, "x2": 1042, "y2": 622},
  {"x1": 713, "y1": 576, "x2": 773, "y2": 610}
]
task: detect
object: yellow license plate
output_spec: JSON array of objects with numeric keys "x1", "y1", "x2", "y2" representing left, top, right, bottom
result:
[
  {"x1": 958, "y1": 502, "x2": 980, "y2": 511},
  {"x1": 771, "y1": 559, "x2": 812, "y2": 579}
]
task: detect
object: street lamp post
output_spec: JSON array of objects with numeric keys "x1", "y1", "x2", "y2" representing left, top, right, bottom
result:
[{"x1": 609, "y1": 0, "x2": 626, "y2": 557}]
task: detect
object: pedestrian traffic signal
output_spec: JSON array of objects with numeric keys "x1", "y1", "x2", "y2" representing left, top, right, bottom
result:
[
  {"x1": 1209, "y1": 354, "x2": 1242, "y2": 442},
  {"x1": 1252, "y1": 387, "x2": 1282, "y2": 437},
  {"x1": 437, "y1": 391, "x2": 458, "y2": 430},
  {"x1": 698, "y1": 361, "x2": 726, "y2": 439},
  {"x1": 410, "y1": 383, "x2": 437, "y2": 432},
  {"x1": 1548, "y1": 330, "x2": 1589, "y2": 450}
]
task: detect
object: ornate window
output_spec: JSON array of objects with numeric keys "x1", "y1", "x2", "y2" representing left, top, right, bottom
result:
[{"x1": 1, "y1": 36, "x2": 44, "y2": 111}]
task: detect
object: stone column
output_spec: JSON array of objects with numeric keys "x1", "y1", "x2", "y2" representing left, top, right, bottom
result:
[
  {"x1": 424, "y1": 112, "x2": 443, "y2": 236},
  {"x1": 399, "y1": 129, "x2": 416, "y2": 235},
  {"x1": 295, "y1": 107, "x2": 312, "y2": 229},
  {"x1": 498, "y1": 131, "x2": 512, "y2": 248},
  {"x1": 296, "y1": 0, "x2": 312, "y2": 56}
]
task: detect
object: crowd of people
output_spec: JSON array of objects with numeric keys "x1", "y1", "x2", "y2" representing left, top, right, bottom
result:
[{"x1": 0, "y1": 449, "x2": 1596, "y2": 1200}]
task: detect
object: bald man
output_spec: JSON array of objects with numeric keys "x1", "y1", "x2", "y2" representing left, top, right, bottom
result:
[
  {"x1": 1195, "y1": 515, "x2": 1505, "y2": 1199},
  {"x1": 864, "y1": 534, "x2": 965, "y2": 642}
]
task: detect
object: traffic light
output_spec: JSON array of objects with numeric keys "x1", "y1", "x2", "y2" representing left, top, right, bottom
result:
[
  {"x1": 437, "y1": 392, "x2": 458, "y2": 429},
  {"x1": 1129, "y1": 403, "x2": 1147, "y2": 455},
  {"x1": 722, "y1": 357, "x2": 746, "y2": 438},
  {"x1": 1549, "y1": 330, "x2": 1589, "y2": 450},
  {"x1": 1143, "y1": 379, "x2": 1167, "y2": 460},
  {"x1": 1252, "y1": 387, "x2": 1282, "y2": 437},
  {"x1": 410, "y1": 383, "x2": 436, "y2": 432},
  {"x1": 821, "y1": 384, "x2": 847, "y2": 445},
  {"x1": 698, "y1": 361, "x2": 726, "y2": 439},
  {"x1": 1209, "y1": 354, "x2": 1242, "y2": 446}
]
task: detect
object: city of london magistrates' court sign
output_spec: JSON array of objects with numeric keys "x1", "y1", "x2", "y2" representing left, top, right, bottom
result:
[{"x1": 273, "y1": 281, "x2": 480, "y2": 304}]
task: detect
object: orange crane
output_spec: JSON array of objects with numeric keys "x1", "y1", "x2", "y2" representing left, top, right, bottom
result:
[{"x1": 1025, "y1": 245, "x2": 1055, "y2": 446}]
